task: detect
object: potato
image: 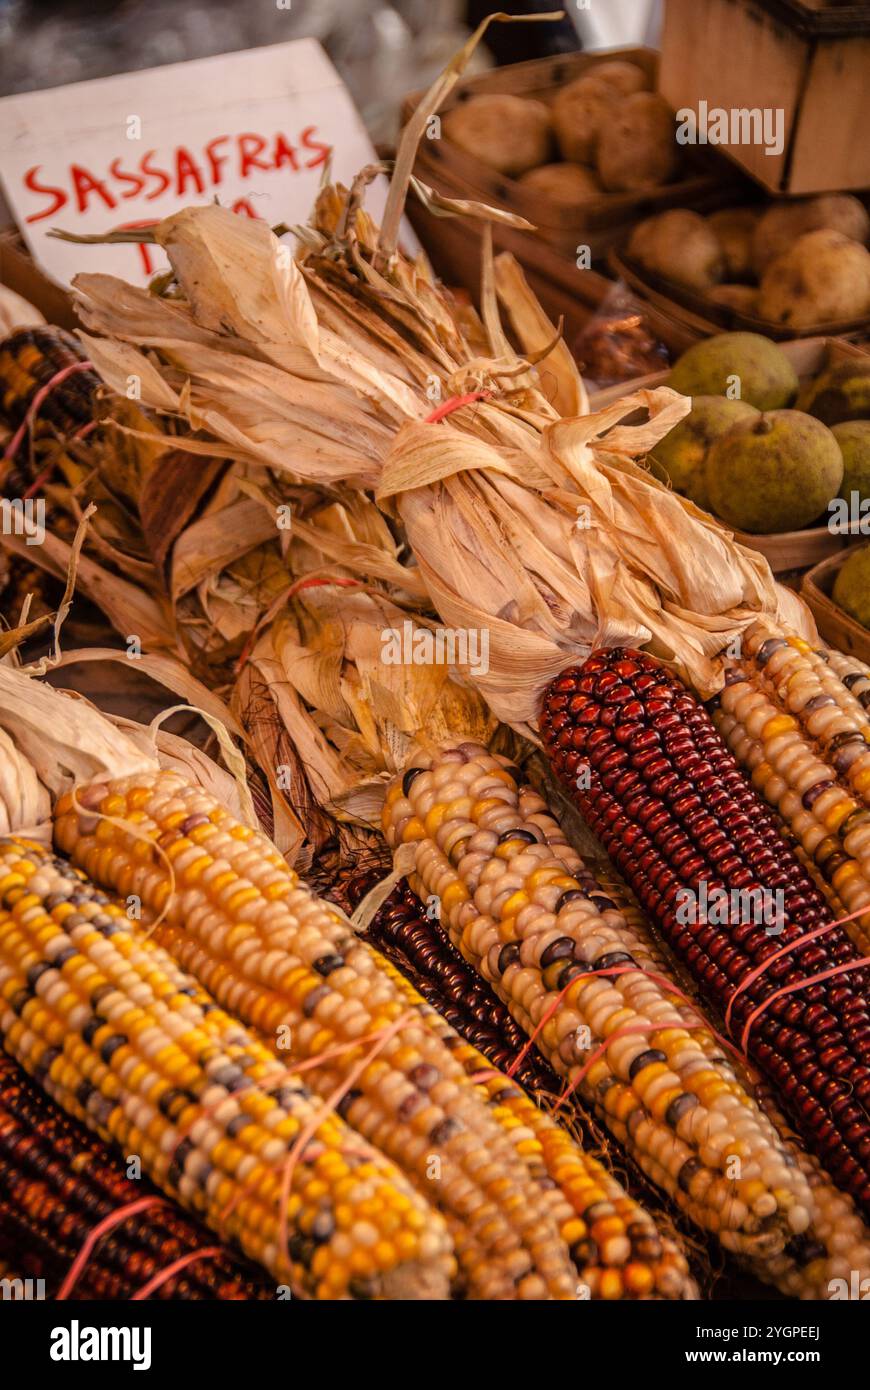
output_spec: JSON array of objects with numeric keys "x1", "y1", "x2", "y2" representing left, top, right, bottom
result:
[
  {"x1": 597, "y1": 92, "x2": 679, "y2": 191},
  {"x1": 583, "y1": 60, "x2": 649, "y2": 96},
  {"x1": 707, "y1": 207, "x2": 759, "y2": 280},
  {"x1": 752, "y1": 194, "x2": 870, "y2": 274},
  {"x1": 517, "y1": 162, "x2": 601, "y2": 204},
  {"x1": 552, "y1": 76, "x2": 618, "y2": 164},
  {"x1": 628, "y1": 209, "x2": 725, "y2": 291},
  {"x1": 443, "y1": 94, "x2": 551, "y2": 175},
  {"x1": 757, "y1": 229, "x2": 870, "y2": 328},
  {"x1": 707, "y1": 284, "x2": 759, "y2": 314}
]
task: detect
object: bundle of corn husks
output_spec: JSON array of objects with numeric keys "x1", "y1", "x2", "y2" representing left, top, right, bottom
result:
[{"x1": 61, "y1": 10, "x2": 814, "y2": 725}]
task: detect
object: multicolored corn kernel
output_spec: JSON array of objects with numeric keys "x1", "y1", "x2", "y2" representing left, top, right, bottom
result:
[
  {"x1": 382, "y1": 740, "x2": 818, "y2": 1264},
  {"x1": 351, "y1": 910, "x2": 695, "y2": 1300},
  {"x1": 346, "y1": 871, "x2": 556, "y2": 1096},
  {"x1": 540, "y1": 647, "x2": 870, "y2": 1217},
  {"x1": 0, "y1": 838, "x2": 453, "y2": 1300},
  {"x1": 0, "y1": 1048, "x2": 276, "y2": 1299},
  {"x1": 54, "y1": 772, "x2": 587, "y2": 1300},
  {"x1": 0, "y1": 327, "x2": 100, "y2": 439},
  {"x1": 714, "y1": 622, "x2": 870, "y2": 953}
]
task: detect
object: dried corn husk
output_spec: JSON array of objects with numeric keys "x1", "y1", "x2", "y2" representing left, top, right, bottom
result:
[{"x1": 72, "y1": 191, "x2": 814, "y2": 718}]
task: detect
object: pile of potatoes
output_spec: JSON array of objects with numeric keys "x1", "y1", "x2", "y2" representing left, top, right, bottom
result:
[
  {"x1": 441, "y1": 58, "x2": 682, "y2": 204},
  {"x1": 627, "y1": 194, "x2": 870, "y2": 329}
]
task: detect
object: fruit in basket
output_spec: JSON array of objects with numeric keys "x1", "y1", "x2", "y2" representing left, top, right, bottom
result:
[
  {"x1": 832, "y1": 544, "x2": 870, "y2": 629},
  {"x1": 628, "y1": 210, "x2": 724, "y2": 291},
  {"x1": 833, "y1": 420, "x2": 870, "y2": 505},
  {"x1": 667, "y1": 332, "x2": 798, "y2": 409},
  {"x1": 757, "y1": 229, "x2": 870, "y2": 329},
  {"x1": 707, "y1": 207, "x2": 759, "y2": 280},
  {"x1": 707, "y1": 284, "x2": 759, "y2": 313},
  {"x1": 648, "y1": 395, "x2": 759, "y2": 510},
  {"x1": 551, "y1": 75, "x2": 618, "y2": 163},
  {"x1": 517, "y1": 162, "x2": 600, "y2": 203},
  {"x1": 705, "y1": 409, "x2": 843, "y2": 533},
  {"x1": 797, "y1": 358, "x2": 870, "y2": 424},
  {"x1": 584, "y1": 59, "x2": 649, "y2": 96},
  {"x1": 597, "y1": 92, "x2": 679, "y2": 191},
  {"x1": 442, "y1": 94, "x2": 551, "y2": 175},
  {"x1": 752, "y1": 194, "x2": 870, "y2": 274}
]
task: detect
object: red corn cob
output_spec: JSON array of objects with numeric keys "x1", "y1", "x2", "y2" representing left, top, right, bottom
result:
[{"x1": 540, "y1": 647, "x2": 870, "y2": 1215}]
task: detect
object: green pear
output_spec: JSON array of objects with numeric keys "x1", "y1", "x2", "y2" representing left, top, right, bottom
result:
[
  {"x1": 649, "y1": 396, "x2": 759, "y2": 510},
  {"x1": 833, "y1": 421, "x2": 870, "y2": 506},
  {"x1": 798, "y1": 361, "x2": 870, "y2": 425},
  {"x1": 706, "y1": 410, "x2": 843, "y2": 533},
  {"x1": 833, "y1": 545, "x2": 870, "y2": 630},
  {"x1": 668, "y1": 332, "x2": 799, "y2": 411}
]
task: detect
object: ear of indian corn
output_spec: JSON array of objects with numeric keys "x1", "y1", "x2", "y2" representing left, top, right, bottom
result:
[
  {"x1": 712, "y1": 623, "x2": 870, "y2": 954},
  {"x1": 362, "y1": 848, "x2": 870, "y2": 1300},
  {"x1": 0, "y1": 1050, "x2": 275, "y2": 1300},
  {"x1": 0, "y1": 327, "x2": 100, "y2": 443},
  {"x1": 357, "y1": 898, "x2": 694, "y2": 1299},
  {"x1": 540, "y1": 647, "x2": 870, "y2": 1216},
  {"x1": 0, "y1": 837, "x2": 453, "y2": 1300},
  {"x1": 520, "y1": 834, "x2": 870, "y2": 1297},
  {"x1": 55, "y1": 771, "x2": 603, "y2": 1301},
  {"x1": 382, "y1": 740, "x2": 819, "y2": 1264}
]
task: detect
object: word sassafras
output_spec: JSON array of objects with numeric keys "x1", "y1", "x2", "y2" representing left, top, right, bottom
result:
[{"x1": 22, "y1": 127, "x2": 331, "y2": 223}]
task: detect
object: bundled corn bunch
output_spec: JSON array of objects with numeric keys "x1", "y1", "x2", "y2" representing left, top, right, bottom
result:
[
  {"x1": 0, "y1": 1050, "x2": 272, "y2": 1300},
  {"x1": 0, "y1": 836, "x2": 456, "y2": 1299},
  {"x1": 40, "y1": 23, "x2": 870, "y2": 1300},
  {"x1": 0, "y1": 325, "x2": 180, "y2": 652},
  {"x1": 351, "y1": 852, "x2": 870, "y2": 1299},
  {"x1": 539, "y1": 647, "x2": 870, "y2": 1217},
  {"x1": 0, "y1": 664, "x2": 695, "y2": 1299},
  {"x1": 712, "y1": 622, "x2": 870, "y2": 955}
]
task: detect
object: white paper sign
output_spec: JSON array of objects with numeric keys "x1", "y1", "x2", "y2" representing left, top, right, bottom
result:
[{"x1": 0, "y1": 39, "x2": 387, "y2": 288}]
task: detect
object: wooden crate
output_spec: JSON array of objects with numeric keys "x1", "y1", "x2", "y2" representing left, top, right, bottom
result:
[
  {"x1": 406, "y1": 48, "x2": 746, "y2": 259},
  {"x1": 608, "y1": 232, "x2": 870, "y2": 343},
  {"x1": 589, "y1": 336, "x2": 870, "y2": 574},
  {"x1": 660, "y1": 0, "x2": 870, "y2": 194},
  {"x1": 802, "y1": 547, "x2": 870, "y2": 661}
]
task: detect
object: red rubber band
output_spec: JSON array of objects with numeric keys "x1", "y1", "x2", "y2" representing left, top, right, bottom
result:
[
  {"x1": 3, "y1": 360, "x2": 93, "y2": 462},
  {"x1": 57, "y1": 1195, "x2": 169, "y2": 1299},
  {"x1": 275, "y1": 1008, "x2": 416, "y2": 1273},
  {"x1": 739, "y1": 952, "x2": 870, "y2": 1055},
  {"x1": 130, "y1": 1246, "x2": 226, "y2": 1301},
  {"x1": 720, "y1": 900, "x2": 870, "y2": 1046},
  {"x1": 286, "y1": 575, "x2": 361, "y2": 598},
  {"x1": 506, "y1": 960, "x2": 748, "y2": 1088},
  {"x1": 424, "y1": 390, "x2": 492, "y2": 424}
]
